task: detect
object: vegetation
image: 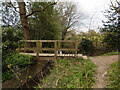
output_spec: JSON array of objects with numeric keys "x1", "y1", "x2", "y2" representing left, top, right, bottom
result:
[
  {"x1": 35, "y1": 58, "x2": 96, "y2": 88},
  {"x1": 1, "y1": 0, "x2": 119, "y2": 88},
  {"x1": 78, "y1": 38, "x2": 95, "y2": 56},
  {"x1": 106, "y1": 60, "x2": 120, "y2": 88},
  {"x1": 102, "y1": 52, "x2": 119, "y2": 56},
  {"x1": 100, "y1": 4, "x2": 120, "y2": 51},
  {"x1": 2, "y1": 53, "x2": 35, "y2": 82},
  {"x1": 28, "y1": 2, "x2": 61, "y2": 40},
  {"x1": 78, "y1": 30, "x2": 104, "y2": 47}
]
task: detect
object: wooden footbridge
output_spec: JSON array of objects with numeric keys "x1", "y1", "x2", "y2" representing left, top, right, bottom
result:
[{"x1": 18, "y1": 40, "x2": 83, "y2": 60}]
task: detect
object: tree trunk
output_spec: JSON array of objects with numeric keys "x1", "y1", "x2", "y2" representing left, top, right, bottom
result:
[{"x1": 17, "y1": 1, "x2": 30, "y2": 40}]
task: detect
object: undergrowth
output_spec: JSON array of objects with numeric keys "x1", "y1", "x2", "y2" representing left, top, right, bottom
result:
[
  {"x1": 2, "y1": 53, "x2": 35, "y2": 82},
  {"x1": 106, "y1": 60, "x2": 120, "y2": 88},
  {"x1": 35, "y1": 58, "x2": 96, "y2": 88}
]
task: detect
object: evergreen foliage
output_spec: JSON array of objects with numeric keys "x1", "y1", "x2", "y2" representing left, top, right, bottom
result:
[{"x1": 101, "y1": 5, "x2": 120, "y2": 51}]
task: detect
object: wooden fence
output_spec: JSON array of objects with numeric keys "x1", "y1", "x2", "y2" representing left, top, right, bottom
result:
[{"x1": 18, "y1": 40, "x2": 81, "y2": 60}]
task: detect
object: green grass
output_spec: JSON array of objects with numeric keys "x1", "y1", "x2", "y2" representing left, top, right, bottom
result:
[
  {"x1": 102, "y1": 52, "x2": 119, "y2": 56},
  {"x1": 35, "y1": 58, "x2": 96, "y2": 88},
  {"x1": 106, "y1": 60, "x2": 120, "y2": 88}
]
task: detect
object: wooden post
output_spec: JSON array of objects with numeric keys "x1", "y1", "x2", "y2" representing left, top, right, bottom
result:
[
  {"x1": 75, "y1": 41, "x2": 78, "y2": 58},
  {"x1": 36, "y1": 41, "x2": 40, "y2": 60},
  {"x1": 24, "y1": 41, "x2": 27, "y2": 52},
  {"x1": 54, "y1": 40, "x2": 57, "y2": 60},
  {"x1": 40, "y1": 42, "x2": 42, "y2": 53}
]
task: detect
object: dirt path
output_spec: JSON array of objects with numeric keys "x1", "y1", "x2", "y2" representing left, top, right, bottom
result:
[{"x1": 89, "y1": 55, "x2": 118, "y2": 88}]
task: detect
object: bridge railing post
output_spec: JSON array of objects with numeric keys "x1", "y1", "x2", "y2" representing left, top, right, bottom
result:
[
  {"x1": 24, "y1": 41, "x2": 27, "y2": 53},
  {"x1": 40, "y1": 42, "x2": 42, "y2": 53},
  {"x1": 75, "y1": 41, "x2": 78, "y2": 58},
  {"x1": 54, "y1": 40, "x2": 57, "y2": 60},
  {"x1": 36, "y1": 41, "x2": 40, "y2": 60}
]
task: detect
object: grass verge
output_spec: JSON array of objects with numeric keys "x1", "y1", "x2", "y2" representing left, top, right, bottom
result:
[
  {"x1": 35, "y1": 58, "x2": 96, "y2": 88},
  {"x1": 102, "y1": 52, "x2": 119, "y2": 56},
  {"x1": 106, "y1": 60, "x2": 120, "y2": 88}
]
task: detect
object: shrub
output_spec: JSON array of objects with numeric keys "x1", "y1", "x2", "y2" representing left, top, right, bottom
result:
[
  {"x1": 78, "y1": 38, "x2": 95, "y2": 56},
  {"x1": 3, "y1": 53, "x2": 35, "y2": 71},
  {"x1": 2, "y1": 53, "x2": 35, "y2": 82}
]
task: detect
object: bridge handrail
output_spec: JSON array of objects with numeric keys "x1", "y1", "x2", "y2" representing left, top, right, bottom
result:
[{"x1": 18, "y1": 40, "x2": 81, "y2": 60}]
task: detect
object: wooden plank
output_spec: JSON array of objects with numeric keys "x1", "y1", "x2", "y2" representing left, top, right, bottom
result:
[
  {"x1": 75, "y1": 41, "x2": 78, "y2": 58},
  {"x1": 20, "y1": 40, "x2": 55, "y2": 42},
  {"x1": 24, "y1": 41, "x2": 27, "y2": 52},
  {"x1": 41, "y1": 48, "x2": 55, "y2": 51},
  {"x1": 36, "y1": 41, "x2": 40, "y2": 59},
  {"x1": 57, "y1": 40, "x2": 80, "y2": 43},
  {"x1": 20, "y1": 53, "x2": 83, "y2": 57},
  {"x1": 20, "y1": 40, "x2": 38, "y2": 42},
  {"x1": 20, "y1": 48, "x2": 35, "y2": 51},
  {"x1": 20, "y1": 48, "x2": 77, "y2": 51},
  {"x1": 54, "y1": 40, "x2": 57, "y2": 60},
  {"x1": 40, "y1": 42, "x2": 42, "y2": 53},
  {"x1": 20, "y1": 40, "x2": 81, "y2": 43},
  {"x1": 58, "y1": 48, "x2": 76, "y2": 51}
]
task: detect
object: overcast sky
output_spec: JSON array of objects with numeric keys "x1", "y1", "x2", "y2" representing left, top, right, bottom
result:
[{"x1": 74, "y1": 0, "x2": 112, "y2": 32}]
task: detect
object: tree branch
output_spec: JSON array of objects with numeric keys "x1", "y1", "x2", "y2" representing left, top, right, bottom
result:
[
  {"x1": 26, "y1": 2, "x2": 57, "y2": 18},
  {"x1": 7, "y1": 2, "x2": 20, "y2": 13},
  {"x1": 110, "y1": 0, "x2": 120, "y2": 15},
  {"x1": 116, "y1": 0, "x2": 120, "y2": 6}
]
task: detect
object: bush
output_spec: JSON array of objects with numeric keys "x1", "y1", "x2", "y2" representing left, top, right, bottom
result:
[
  {"x1": 3, "y1": 53, "x2": 35, "y2": 71},
  {"x1": 2, "y1": 53, "x2": 35, "y2": 82},
  {"x1": 101, "y1": 32, "x2": 119, "y2": 51},
  {"x1": 78, "y1": 38, "x2": 95, "y2": 56}
]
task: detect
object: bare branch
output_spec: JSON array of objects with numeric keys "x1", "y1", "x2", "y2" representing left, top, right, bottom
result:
[
  {"x1": 7, "y1": 2, "x2": 20, "y2": 13},
  {"x1": 110, "y1": 0, "x2": 120, "y2": 15},
  {"x1": 116, "y1": 0, "x2": 120, "y2": 6},
  {"x1": 26, "y1": 2, "x2": 57, "y2": 18}
]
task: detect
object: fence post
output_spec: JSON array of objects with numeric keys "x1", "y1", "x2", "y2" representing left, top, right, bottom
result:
[
  {"x1": 54, "y1": 40, "x2": 57, "y2": 60},
  {"x1": 24, "y1": 41, "x2": 27, "y2": 53},
  {"x1": 36, "y1": 41, "x2": 40, "y2": 60},
  {"x1": 75, "y1": 41, "x2": 78, "y2": 58},
  {"x1": 40, "y1": 42, "x2": 42, "y2": 53}
]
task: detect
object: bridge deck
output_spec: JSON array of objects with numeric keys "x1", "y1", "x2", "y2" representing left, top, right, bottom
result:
[{"x1": 20, "y1": 53, "x2": 83, "y2": 57}]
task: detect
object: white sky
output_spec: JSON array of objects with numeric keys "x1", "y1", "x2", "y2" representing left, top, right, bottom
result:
[{"x1": 75, "y1": 0, "x2": 111, "y2": 32}]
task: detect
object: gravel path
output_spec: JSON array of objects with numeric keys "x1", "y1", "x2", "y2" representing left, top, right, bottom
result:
[{"x1": 89, "y1": 55, "x2": 118, "y2": 88}]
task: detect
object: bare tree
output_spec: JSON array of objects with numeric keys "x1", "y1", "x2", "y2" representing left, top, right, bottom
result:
[{"x1": 56, "y1": 2, "x2": 81, "y2": 40}]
